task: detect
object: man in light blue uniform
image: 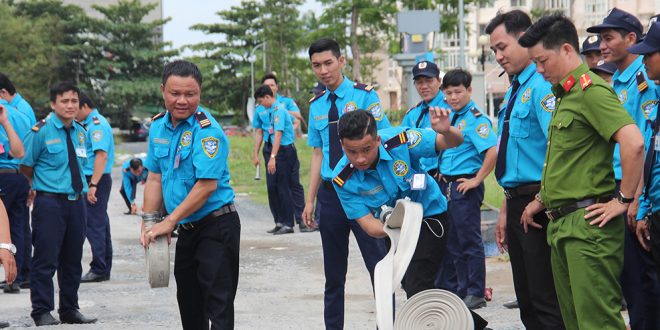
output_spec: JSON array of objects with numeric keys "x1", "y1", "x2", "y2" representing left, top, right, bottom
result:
[
  {"x1": 434, "y1": 69, "x2": 498, "y2": 309},
  {"x1": 302, "y1": 38, "x2": 389, "y2": 329},
  {"x1": 20, "y1": 82, "x2": 96, "y2": 326},
  {"x1": 76, "y1": 93, "x2": 115, "y2": 283},
  {"x1": 0, "y1": 73, "x2": 35, "y2": 291},
  {"x1": 401, "y1": 60, "x2": 451, "y2": 176},
  {"x1": 140, "y1": 60, "x2": 240, "y2": 329},
  {"x1": 0, "y1": 101, "x2": 29, "y2": 294},
  {"x1": 631, "y1": 19, "x2": 660, "y2": 288},
  {"x1": 0, "y1": 73, "x2": 36, "y2": 125},
  {"x1": 252, "y1": 84, "x2": 297, "y2": 234},
  {"x1": 120, "y1": 158, "x2": 148, "y2": 215},
  {"x1": 486, "y1": 10, "x2": 564, "y2": 329},
  {"x1": 588, "y1": 9, "x2": 660, "y2": 329},
  {"x1": 261, "y1": 73, "x2": 312, "y2": 232}
]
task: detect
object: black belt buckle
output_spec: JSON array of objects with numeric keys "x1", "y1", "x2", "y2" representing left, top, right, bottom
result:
[
  {"x1": 503, "y1": 189, "x2": 512, "y2": 200},
  {"x1": 545, "y1": 210, "x2": 556, "y2": 221}
]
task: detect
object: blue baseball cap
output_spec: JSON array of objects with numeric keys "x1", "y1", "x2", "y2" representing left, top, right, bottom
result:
[
  {"x1": 581, "y1": 35, "x2": 601, "y2": 54},
  {"x1": 586, "y1": 8, "x2": 643, "y2": 38},
  {"x1": 628, "y1": 22, "x2": 660, "y2": 55},
  {"x1": 591, "y1": 60, "x2": 617, "y2": 75},
  {"x1": 412, "y1": 61, "x2": 440, "y2": 79}
]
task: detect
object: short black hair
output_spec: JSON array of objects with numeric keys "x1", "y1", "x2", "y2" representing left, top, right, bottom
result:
[
  {"x1": 518, "y1": 13, "x2": 579, "y2": 53},
  {"x1": 485, "y1": 9, "x2": 532, "y2": 36},
  {"x1": 261, "y1": 73, "x2": 278, "y2": 85},
  {"x1": 254, "y1": 84, "x2": 274, "y2": 99},
  {"x1": 78, "y1": 91, "x2": 96, "y2": 109},
  {"x1": 338, "y1": 110, "x2": 377, "y2": 141},
  {"x1": 50, "y1": 81, "x2": 79, "y2": 102},
  {"x1": 607, "y1": 28, "x2": 640, "y2": 42},
  {"x1": 441, "y1": 69, "x2": 472, "y2": 89},
  {"x1": 129, "y1": 158, "x2": 143, "y2": 171},
  {"x1": 162, "y1": 60, "x2": 203, "y2": 87},
  {"x1": 0, "y1": 73, "x2": 16, "y2": 95},
  {"x1": 308, "y1": 38, "x2": 341, "y2": 59}
]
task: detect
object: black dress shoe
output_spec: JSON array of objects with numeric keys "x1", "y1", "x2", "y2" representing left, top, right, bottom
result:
[
  {"x1": 0, "y1": 321, "x2": 9, "y2": 329},
  {"x1": 0, "y1": 280, "x2": 5, "y2": 289},
  {"x1": 273, "y1": 226, "x2": 294, "y2": 235},
  {"x1": 503, "y1": 299, "x2": 519, "y2": 309},
  {"x1": 80, "y1": 271, "x2": 109, "y2": 283},
  {"x1": 60, "y1": 311, "x2": 97, "y2": 324},
  {"x1": 299, "y1": 223, "x2": 317, "y2": 233},
  {"x1": 266, "y1": 225, "x2": 282, "y2": 234},
  {"x1": 3, "y1": 282, "x2": 20, "y2": 294},
  {"x1": 19, "y1": 280, "x2": 30, "y2": 289},
  {"x1": 34, "y1": 313, "x2": 61, "y2": 326}
]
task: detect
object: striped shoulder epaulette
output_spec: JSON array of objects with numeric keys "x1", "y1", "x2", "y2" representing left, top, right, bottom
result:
[
  {"x1": 353, "y1": 82, "x2": 374, "y2": 92},
  {"x1": 31, "y1": 119, "x2": 46, "y2": 132},
  {"x1": 470, "y1": 107, "x2": 482, "y2": 117},
  {"x1": 333, "y1": 163, "x2": 356, "y2": 188},
  {"x1": 195, "y1": 111, "x2": 211, "y2": 128},
  {"x1": 637, "y1": 71, "x2": 649, "y2": 93},
  {"x1": 383, "y1": 131, "x2": 408, "y2": 150},
  {"x1": 152, "y1": 111, "x2": 166, "y2": 121},
  {"x1": 92, "y1": 116, "x2": 101, "y2": 125},
  {"x1": 309, "y1": 90, "x2": 326, "y2": 103}
]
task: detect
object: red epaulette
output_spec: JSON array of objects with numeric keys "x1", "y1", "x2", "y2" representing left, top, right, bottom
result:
[{"x1": 579, "y1": 73, "x2": 592, "y2": 90}]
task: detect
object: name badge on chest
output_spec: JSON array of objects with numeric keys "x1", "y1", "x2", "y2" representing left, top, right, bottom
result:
[
  {"x1": 655, "y1": 133, "x2": 660, "y2": 151},
  {"x1": 269, "y1": 127, "x2": 274, "y2": 135},
  {"x1": 410, "y1": 173, "x2": 427, "y2": 190},
  {"x1": 174, "y1": 146, "x2": 181, "y2": 169},
  {"x1": 75, "y1": 147, "x2": 87, "y2": 158}
]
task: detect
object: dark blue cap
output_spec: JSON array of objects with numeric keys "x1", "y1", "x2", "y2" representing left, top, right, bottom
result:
[
  {"x1": 412, "y1": 61, "x2": 440, "y2": 79},
  {"x1": 591, "y1": 60, "x2": 617, "y2": 75},
  {"x1": 586, "y1": 8, "x2": 643, "y2": 37},
  {"x1": 628, "y1": 22, "x2": 660, "y2": 55},
  {"x1": 581, "y1": 35, "x2": 601, "y2": 54}
]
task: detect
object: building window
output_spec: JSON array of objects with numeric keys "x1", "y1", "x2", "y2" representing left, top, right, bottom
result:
[
  {"x1": 510, "y1": 0, "x2": 526, "y2": 7},
  {"x1": 583, "y1": 0, "x2": 608, "y2": 28},
  {"x1": 544, "y1": 0, "x2": 569, "y2": 10}
]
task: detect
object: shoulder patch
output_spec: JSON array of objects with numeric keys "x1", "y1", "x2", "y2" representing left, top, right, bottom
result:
[
  {"x1": 579, "y1": 73, "x2": 592, "y2": 90},
  {"x1": 541, "y1": 94, "x2": 556, "y2": 112},
  {"x1": 195, "y1": 111, "x2": 211, "y2": 128},
  {"x1": 152, "y1": 111, "x2": 166, "y2": 121},
  {"x1": 405, "y1": 130, "x2": 422, "y2": 148},
  {"x1": 637, "y1": 71, "x2": 649, "y2": 93},
  {"x1": 333, "y1": 163, "x2": 355, "y2": 188},
  {"x1": 470, "y1": 107, "x2": 482, "y2": 117},
  {"x1": 476, "y1": 123, "x2": 490, "y2": 138},
  {"x1": 383, "y1": 132, "x2": 408, "y2": 150},
  {"x1": 406, "y1": 101, "x2": 423, "y2": 114},
  {"x1": 32, "y1": 119, "x2": 46, "y2": 132},
  {"x1": 309, "y1": 90, "x2": 326, "y2": 103},
  {"x1": 92, "y1": 116, "x2": 101, "y2": 125},
  {"x1": 353, "y1": 82, "x2": 374, "y2": 92}
]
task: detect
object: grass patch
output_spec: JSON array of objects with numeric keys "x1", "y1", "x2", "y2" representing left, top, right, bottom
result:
[{"x1": 227, "y1": 135, "x2": 503, "y2": 209}]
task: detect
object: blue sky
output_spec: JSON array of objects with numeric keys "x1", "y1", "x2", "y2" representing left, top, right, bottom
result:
[{"x1": 162, "y1": 0, "x2": 321, "y2": 51}]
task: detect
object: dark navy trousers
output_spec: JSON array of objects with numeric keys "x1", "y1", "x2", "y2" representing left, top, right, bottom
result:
[
  {"x1": 317, "y1": 182, "x2": 387, "y2": 330},
  {"x1": 0, "y1": 172, "x2": 30, "y2": 283},
  {"x1": 262, "y1": 143, "x2": 295, "y2": 228},
  {"x1": 30, "y1": 194, "x2": 86, "y2": 318},
  {"x1": 289, "y1": 144, "x2": 306, "y2": 224},
  {"x1": 85, "y1": 174, "x2": 113, "y2": 276},
  {"x1": 436, "y1": 179, "x2": 486, "y2": 298}
]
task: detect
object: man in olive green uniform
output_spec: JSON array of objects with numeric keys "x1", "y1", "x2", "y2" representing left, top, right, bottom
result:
[{"x1": 518, "y1": 14, "x2": 645, "y2": 329}]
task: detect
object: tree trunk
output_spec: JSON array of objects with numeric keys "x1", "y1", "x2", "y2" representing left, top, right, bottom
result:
[{"x1": 350, "y1": 4, "x2": 361, "y2": 82}]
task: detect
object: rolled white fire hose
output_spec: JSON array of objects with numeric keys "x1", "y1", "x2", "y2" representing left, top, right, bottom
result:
[
  {"x1": 374, "y1": 198, "x2": 472, "y2": 330},
  {"x1": 143, "y1": 213, "x2": 170, "y2": 288}
]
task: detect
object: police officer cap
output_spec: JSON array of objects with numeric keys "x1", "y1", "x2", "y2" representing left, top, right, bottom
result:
[
  {"x1": 590, "y1": 60, "x2": 617, "y2": 75},
  {"x1": 586, "y1": 7, "x2": 643, "y2": 37},
  {"x1": 580, "y1": 35, "x2": 601, "y2": 54},
  {"x1": 628, "y1": 21, "x2": 660, "y2": 54},
  {"x1": 412, "y1": 61, "x2": 440, "y2": 80}
]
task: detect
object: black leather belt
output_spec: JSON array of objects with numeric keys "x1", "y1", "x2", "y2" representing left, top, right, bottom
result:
[
  {"x1": 36, "y1": 191, "x2": 82, "y2": 201},
  {"x1": 178, "y1": 204, "x2": 236, "y2": 231},
  {"x1": 545, "y1": 196, "x2": 612, "y2": 221},
  {"x1": 0, "y1": 168, "x2": 19, "y2": 174},
  {"x1": 503, "y1": 183, "x2": 541, "y2": 200},
  {"x1": 441, "y1": 173, "x2": 475, "y2": 183},
  {"x1": 322, "y1": 180, "x2": 334, "y2": 190}
]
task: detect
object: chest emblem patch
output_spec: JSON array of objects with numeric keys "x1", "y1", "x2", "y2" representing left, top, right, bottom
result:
[
  {"x1": 344, "y1": 101, "x2": 357, "y2": 114},
  {"x1": 618, "y1": 90, "x2": 628, "y2": 104},
  {"x1": 181, "y1": 131, "x2": 192, "y2": 146},
  {"x1": 393, "y1": 160, "x2": 409, "y2": 177},
  {"x1": 78, "y1": 132, "x2": 85, "y2": 144},
  {"x1": 202, "y1": 137, "x2": 219, "y2": 158},
  {"x1": 406, "y1": 130, "x2": 422, "y2": 148},
  {"x1": 521, "y1": 88, "x2": 532, "y2": 103},
  {"x1": 456, "y1": 119, "x2": 466, "y2": 131}
]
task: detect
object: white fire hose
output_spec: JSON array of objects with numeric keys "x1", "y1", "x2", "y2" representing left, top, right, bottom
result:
[
  {"x1": 142, "y1": 212, "x2": 170, "y2": 288},
  {"x1": 375, "y1": 198, "x2": 473, "y2": 330}
]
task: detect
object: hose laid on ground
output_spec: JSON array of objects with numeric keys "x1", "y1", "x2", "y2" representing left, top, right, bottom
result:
[
  {"x1": 143, "y1": 213, "x2": 170, "y2": 288},
  {"x1": 374, "y1": 198, "x2": 473, "y2": 330}
]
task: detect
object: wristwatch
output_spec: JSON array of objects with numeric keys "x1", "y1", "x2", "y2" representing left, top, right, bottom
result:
[
  {"x1": 89, "y1": 182, "x2": 98, "y2": 188},
  {"x1": 616, "y1": 190, "x2": 634, "y2": 204},
  {"x1": 0, "y1": 243, "x2": 16, "y2": 255}
]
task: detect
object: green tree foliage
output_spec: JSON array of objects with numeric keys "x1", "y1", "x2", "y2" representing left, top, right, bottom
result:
[{"x1": 85, "y1": 0, "x2": 177, "y2": 128}]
